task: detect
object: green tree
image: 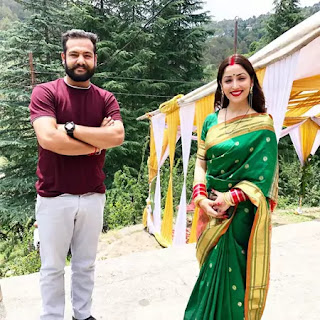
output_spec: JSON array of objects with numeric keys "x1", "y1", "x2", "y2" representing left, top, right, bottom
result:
[
  {"x1": 147, "y1": 0, "x2": 210, "y2": 95},
  {"x1": 72, "y1": 0, "x2": 210, "y2": 184},
  {"x1": 265, "y1": 0, "x2": 304, "y2": 42},
  {"x1": 0, "y1": 0, "x2": 70, "y2": 229},
  {"x1": 62, "y1": 0, "x2": 157, "y2": 182},
  {"x1": 0, "y1": 0, "x2": 210, "y2": 230}
]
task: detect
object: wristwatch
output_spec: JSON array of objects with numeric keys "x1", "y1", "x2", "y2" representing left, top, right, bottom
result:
[{"x1": 64, "y1": 121, "x2": 75, "y2": 138}]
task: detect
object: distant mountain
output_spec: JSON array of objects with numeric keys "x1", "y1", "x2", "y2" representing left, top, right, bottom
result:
[
  {"x1": 0, "y1": 0, "x2": 27, "y2": 30},
  {"x1": 202, "y1": 2, "x2": 320, "y2": 80}
]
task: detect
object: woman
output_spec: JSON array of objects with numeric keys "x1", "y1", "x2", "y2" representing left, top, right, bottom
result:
[{"x1": 184, "y1": 54, "x2": 278, "y2": 320}]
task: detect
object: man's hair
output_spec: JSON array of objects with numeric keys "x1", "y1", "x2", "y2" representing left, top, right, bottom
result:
[{"x1": 62, "y1": 29, "x2": 98, "y2": 54}]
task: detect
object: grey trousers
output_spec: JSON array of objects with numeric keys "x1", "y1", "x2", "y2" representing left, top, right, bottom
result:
[{"x1": 36, "y1": 193, "x2": 105, "y2": 320}]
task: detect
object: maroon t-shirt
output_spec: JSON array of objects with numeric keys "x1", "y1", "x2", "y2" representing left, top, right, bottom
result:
[{"x1": 29, "y1": 78, "x2": 122, "y2": 197}]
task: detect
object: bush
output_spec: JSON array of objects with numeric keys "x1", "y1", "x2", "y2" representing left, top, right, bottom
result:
[
  {"x1": 159, "y1": 154, "x2": 196, "y2": 211},
  {"x1": 0, "y1": 220, "x2": 40, "y2": 277},
  {"x1": 278, "y1": 151, "x2": 320, "y2": 208},
  {"x1": 5, "y1": 250, "x2": 41, "y2": 276},
  {"x1": 104, "y1": 165, "x2": 149, "y2": 230}
]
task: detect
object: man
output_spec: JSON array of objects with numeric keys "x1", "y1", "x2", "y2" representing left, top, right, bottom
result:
[{"x1": 29, "y1": 29, "x2": 124, "y2": 320}]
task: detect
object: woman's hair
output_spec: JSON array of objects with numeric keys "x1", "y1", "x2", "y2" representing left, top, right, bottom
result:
[{"x1": 214, "y1": 54, "x2": 266, "y2": 113}]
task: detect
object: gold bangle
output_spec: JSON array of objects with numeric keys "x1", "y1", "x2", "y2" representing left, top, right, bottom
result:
[
  {"x1": 194, "y1": 195, "x2": 207, "y2": 207},
  {"x1": 223, "y1": 192, "x2": 234, "y2": 206}
]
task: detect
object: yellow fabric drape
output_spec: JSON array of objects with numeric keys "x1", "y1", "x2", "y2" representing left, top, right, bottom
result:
[
  {"x1": 286, "y1": 106, "x2": 315, "y2": 117},
  {"x1": 195, "y1": 94, "x2": 215, "y2": 144},
  {"x1": 144, "y1": 124, "x2": 169, "y2": 228},
  {"x1": 283, "y1": 116, "x2": 308, "y2": 127},
  {"x1": 300, "y1": 119, "x2": 320, "y2": 162},
  {"x1": 291, "y1": 75, "x2": 320, "y2": 91},
  {"x1": 148, "y1": 123, "x2": 157, "y2": 183},
  {"x1": 287, "y1": 97, "x2": 320, "y2": 117},
  {"x1": 188, "y1": 95, "x2": 214, "y2": 243},
  {"x1": 284, "y1": 77, "x2": 320, "y2": 117},
  {"x1": 284, "y1": 76, "x2": 320, "y2": 117},
  {"x1": 256, "y1": 67, "x2": 266, "y2": 86},
  {"x1": 188, "y1": 206, "x2": 199, "y2": 244},
  {"x1": 148, "y1": 125, "x2": 170, "y2": 183},
  {"x1": 159, "y1": 95, "x2": 183, "y2": 245},
  {"x1": 142, "y1": 207, "x2": 148, "y2": 227},
  {"x1": 149, "y1": 92, "x2": 184, "y2": 183}
]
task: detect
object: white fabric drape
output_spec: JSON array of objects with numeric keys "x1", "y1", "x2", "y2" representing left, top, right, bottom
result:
[
  {"x1": 280, "y1": 121, "x2": 306, "y2": 138},
  {"x1": 311, "y1": 130, "x2": 320, "y2": 155},
  {"x1": 149, "y1": 113, "x2": 166, "y2": 234},
  {"x1": 289, "y1": 127, "x2": 304, "y2": 164},
  {"x1": 294, "y1": 36, "x2": 320, "y2": 80},
  {"x1": 159, "y1": 132, "x2": 181, "y2": 168},
  {"x1": 263, "y1": 51, "x2": 300, "y2": 141},
  {"x1": 280, "y1": 104, "x2": 320, "y2": 164},
  {"x1": 288, "y1": 124, "x2": 320, "y2": 163},
  {"x1": 305, "y1": 107, "x2": 320, "y2": 155},
  {"x1": 312, "y1": 116, "x2": 320, "y2": 126},
  {"x1": 173, "y1": 102, "x2": 196, "y2": 245}
]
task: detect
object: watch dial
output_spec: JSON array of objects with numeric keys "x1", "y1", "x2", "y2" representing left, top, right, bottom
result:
[{"x1": 66, "y1": 123, "x2": 73, "y2": 130}]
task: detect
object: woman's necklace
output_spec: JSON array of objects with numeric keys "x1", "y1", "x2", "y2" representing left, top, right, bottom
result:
[{"x1": 224, "y1": 106, "x2": 251, "y2": 135}]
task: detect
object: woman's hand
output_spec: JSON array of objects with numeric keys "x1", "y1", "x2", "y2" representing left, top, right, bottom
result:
[
  {"x1": 210, "y1": 189, "x2": 232, "y2": 214},
  {"x1": 198, "y1": 198, "x2": 228, "y2": 219}
]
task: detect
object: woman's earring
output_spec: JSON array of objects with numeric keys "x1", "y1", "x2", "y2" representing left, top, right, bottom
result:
[
  {"x1": 249, "y1": 86, "x2": 253, "y2": 108},
  {"x1": 220, "y1": 91, "x2": 225, "y2": 108}
]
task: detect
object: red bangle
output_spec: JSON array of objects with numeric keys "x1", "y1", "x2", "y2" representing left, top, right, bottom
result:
[
  {"x1": 193, "y1": 183, "x2": 207, "y2": 199},
  {"x1": 195, "y1": 191, "x2": 208, "y2": 197},
  {"x1": 230, "y1": 188, "x2": 249, "y2": 205},
  {"x1": 193, "y1": 185, "x2": 207, "y2": 192},
  {"x1": 193, "y1": 191, "x2": 208, "y2": 199}
]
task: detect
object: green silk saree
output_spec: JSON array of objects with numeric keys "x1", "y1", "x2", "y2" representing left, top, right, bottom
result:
[{"x1": 184, "y1": 112, "x2": 278, "y2": 320}]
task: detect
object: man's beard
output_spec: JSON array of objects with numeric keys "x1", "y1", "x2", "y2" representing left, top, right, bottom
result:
[{"x1": 64, "y1": 60, "x2": 95, "y2": 82}]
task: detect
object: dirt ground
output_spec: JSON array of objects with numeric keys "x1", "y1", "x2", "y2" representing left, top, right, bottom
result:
[
  {"x1": 96, "y1": 224, "x2": 162, "y2": 260},
  {"x1": 96, "y1": 207, "x2": 320, "y2": 260}
]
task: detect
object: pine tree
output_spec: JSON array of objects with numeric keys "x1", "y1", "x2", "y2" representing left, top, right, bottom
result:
[
  {"x1": 0, "y1": 0, "x2": 210, "y2": 229},
  {"x1": 266, "y1": 0, "x2": 304, "y2": 42},
  {"x1": 0, "y1": 0, "x2": 71, "y2": 229},
  {"x1": 147, "y1": 0, "x2": 210, "y2": 96},
  {"x1": 97, "y1": 0, "x2": 210, "y2": 181},
  {"x1": 66, "y1": 0, "x2": 210, "y2": 184}
]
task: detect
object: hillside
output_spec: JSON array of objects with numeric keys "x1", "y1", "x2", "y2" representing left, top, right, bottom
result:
[
  {"x1": 0, "y1": 0, "x2": 26, "y2": 30},
  {"x1": 202, "y1": 1, "x2": 320, "y2": 79}
]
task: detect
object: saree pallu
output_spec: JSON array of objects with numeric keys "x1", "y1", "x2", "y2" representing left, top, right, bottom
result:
[{"x1": 184, "y1": 112, "x2": 278, "y2": 320}]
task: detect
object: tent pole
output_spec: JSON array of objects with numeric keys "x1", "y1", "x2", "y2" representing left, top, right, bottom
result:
[{"x1": 234, "y1": 17, "x2": 239, "y2": 54}]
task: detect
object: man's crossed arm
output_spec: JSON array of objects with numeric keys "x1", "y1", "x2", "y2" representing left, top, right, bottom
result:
[{"x1": 33, "y1": 116, "x2": 124, "y2": 156}]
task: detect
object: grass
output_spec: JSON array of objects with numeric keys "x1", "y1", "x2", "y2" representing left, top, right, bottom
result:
[{"x1": 272, "y1": 207, "x2": 320, "y2": 227}]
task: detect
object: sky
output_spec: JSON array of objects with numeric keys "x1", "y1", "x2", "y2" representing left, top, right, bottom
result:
[{"x1": 201, "y1": 0, "x2": 320, "y2": 21}]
